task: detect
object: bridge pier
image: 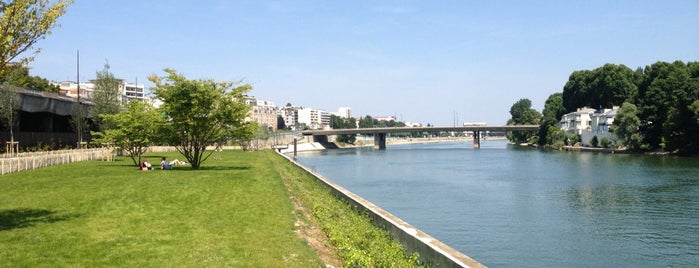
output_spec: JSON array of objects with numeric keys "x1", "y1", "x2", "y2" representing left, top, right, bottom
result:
[
  {"x1": 374, "y1": 133, "x2": 386, "y2": 150},
  {"x1": 472, "y1": 131, "x2": 480, "y2": 149}
]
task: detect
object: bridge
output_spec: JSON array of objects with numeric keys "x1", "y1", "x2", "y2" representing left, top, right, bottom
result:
[{"x1": 301, "y1": 125, "x2": 539, "y2": 149}]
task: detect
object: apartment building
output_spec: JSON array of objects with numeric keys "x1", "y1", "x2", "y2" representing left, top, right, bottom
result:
[{"x1": 245, "y1": 97, "x2": 278, "y2": 131}]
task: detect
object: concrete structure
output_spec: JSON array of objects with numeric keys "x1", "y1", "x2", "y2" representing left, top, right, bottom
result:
[
  {"x1": 245, "y1": 97, "x2": 278, "y2": 131},
  {"x1": 303, "y1": 125, "x2": 539, "y2": 149},
  {"x1": 278, "y1": 151, "x2": 486, "y2": 267}
]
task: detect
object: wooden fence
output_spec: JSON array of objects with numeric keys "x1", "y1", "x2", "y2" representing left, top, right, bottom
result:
[{"x1": 0, "y1": 148, "x2": 113, "y2": 175}]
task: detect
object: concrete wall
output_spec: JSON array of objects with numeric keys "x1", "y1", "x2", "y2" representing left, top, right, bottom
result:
[{"x1": 277, "y1": 151, "x2": 486, "y2": 268}]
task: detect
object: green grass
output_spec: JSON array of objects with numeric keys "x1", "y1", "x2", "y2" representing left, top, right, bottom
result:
[{"x1": 0, "y1": 150, "x2": 322, "y2": 267}]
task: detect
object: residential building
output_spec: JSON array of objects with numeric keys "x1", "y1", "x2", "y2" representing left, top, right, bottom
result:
[
  {"x1": 280, "y1": 105, "x2": 300, "y2": 130},
  {"x1": 561, "y1": 106, "x2": 620, "y2": 146},
  {"x1": 337, "y1": 107, "x2": 352, "y2": 118},
  {"x1": 559, "y1": 107, "x2": 597, "y2": 134},
  {"x1": 298, "y1": 107, "x2": 330, "y2": 130},
  {"x1": 245, "y1": 97, "x2": 278, "y2": 131},
  {"x1": 53, "y1": 79, "x2": 145, "y2": 102}
]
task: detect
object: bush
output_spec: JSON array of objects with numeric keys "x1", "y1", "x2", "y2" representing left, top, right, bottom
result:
[{"x1": 590, "y1": 136, "x2": 599, "y2": 147}]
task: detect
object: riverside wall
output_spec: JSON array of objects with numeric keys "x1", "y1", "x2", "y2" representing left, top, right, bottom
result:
[{"x1": 277, "y1": 151, "x2": 486, "y2": 268}]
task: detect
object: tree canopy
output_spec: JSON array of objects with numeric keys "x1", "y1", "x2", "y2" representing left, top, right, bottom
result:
[
  {"x1": 92, "y1": 100, "x2": 161, "y2": 166},
  {"x1": 506, "y1": 98, "x2": 541, "y2": 144},
  {"x1": 562, "y1": 63, "x2": 638, "y2": 113},
  {"x1": 149, "y1": 69, "x2": 252, "y2": 169},
  {"x1": 0, "y1": 0, "x2": 72, "y2": 77},
  {"x1": 89, "y1": 62, "x2": 121, "y2": 131}
]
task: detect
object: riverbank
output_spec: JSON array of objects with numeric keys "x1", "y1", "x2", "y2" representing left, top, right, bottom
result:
[{"x1": 0, "y1": 150, "x2": 423, "y2": 267}]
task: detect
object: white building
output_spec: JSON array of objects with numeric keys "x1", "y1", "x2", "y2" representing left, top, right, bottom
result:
[
  {"x1": 559, "y1": 107, "x2": 597, "y2": 134},
  {"x1": 53, "y1": 79, "x2": 146, "y2": 102},
  {"x1": 337, "y1": 107, "x2": 352, "y2": 118},
  {"x1": 245, "y1": 97, "x2": 278, "y2": 131},
  {"x1": 298, "y1": 108, "x2": 331, "y2": 130},
  {"x1": 561, "y1": 106, "x2": 620, "y2": 147}
]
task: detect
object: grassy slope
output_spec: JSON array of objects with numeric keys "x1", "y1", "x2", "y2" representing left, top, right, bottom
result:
[{"x1": 0, "y1": 151, "x2": 321, "y2": 267}]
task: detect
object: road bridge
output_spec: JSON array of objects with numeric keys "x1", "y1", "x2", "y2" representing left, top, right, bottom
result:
[{"x1": 301, "y1": 125, "x2": 539, "y2": 149}]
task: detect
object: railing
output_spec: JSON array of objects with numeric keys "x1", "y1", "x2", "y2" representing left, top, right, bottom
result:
[{"x1": 0, "y1": 148, "x2": 113, "y2": 175}]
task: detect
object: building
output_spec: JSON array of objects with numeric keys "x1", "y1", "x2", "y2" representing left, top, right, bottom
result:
[
  {"x1": 53, "y1": 79, "x2": 146, "y2": 102},
  {"x1": 298, "y1": 108, "x2": 330, "y2": 130},
  {"x1": 280, "y1": 105, "x2": 300, "y2": 130},
  {"x1": 559, "y1": 107, "x2": 597, "y2": 135},
  {"x1": 560, "y1": 106, "x2": 619, "y2": 146},
  {"x1": 245, "y1": 97, "x2": 278, "y2": 131},
  {"x1": 337, "y1": 107, "x2": 352, "y2": 118}
]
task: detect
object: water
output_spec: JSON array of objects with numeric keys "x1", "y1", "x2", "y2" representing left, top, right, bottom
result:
[{"x1": 293, "y1": 140, "x2": 699, "y2": 267}]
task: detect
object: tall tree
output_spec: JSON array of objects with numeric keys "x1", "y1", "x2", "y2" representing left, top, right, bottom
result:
[
  {"x1": 538, "y1": 92, "x2": 565, "y2": 145},
  {"x1": 89, "y1": 62, "x2": 121, "y2": 131},
  {"x1": 610, "y1": 102, "x2": 642, "y2": 150},
  {"x1": 0, "y1": 0, "x2": 72, "y2": 77},
  {"x1": 0, "y1": 86, "x2": 19, "y2": 151},
  {"x1": 92, "y1": 100, "x2": 161, "y2": 167},
  {"x1": 149, "y1": 69, "x2": 252, "y2": 169},
  {"x1": 506, "y1": 98, "x2": 541, "y2": 143},
  {"x1": 562, "y1": 64, "x2": 637, "y2": 112}
]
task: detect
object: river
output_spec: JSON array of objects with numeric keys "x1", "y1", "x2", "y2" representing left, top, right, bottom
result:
[{"x1": 292, "y1": 140, "x2": 699, "y2": 267}]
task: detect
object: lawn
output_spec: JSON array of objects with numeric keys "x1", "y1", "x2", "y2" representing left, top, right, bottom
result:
[{"x1": 0, "y1": 150, "x2": 322, "y2": 267}]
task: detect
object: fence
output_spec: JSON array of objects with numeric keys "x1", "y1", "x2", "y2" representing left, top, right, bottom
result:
[{"x1": 0, "y1": 148, "x2": 113, "y2": 175}]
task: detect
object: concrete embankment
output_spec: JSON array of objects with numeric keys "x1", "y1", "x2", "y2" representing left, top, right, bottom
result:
[{"x1": 277, "y1": 151, "x2": 486, "y2": 268}]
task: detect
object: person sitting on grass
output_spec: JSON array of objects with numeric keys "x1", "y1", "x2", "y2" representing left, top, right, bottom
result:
[
  {"x1": 141, "y1": 158, "x2": 152, "y2": 171},
  {"x1": 161, "y1": 157, "x2": 172, "y2": 170}
]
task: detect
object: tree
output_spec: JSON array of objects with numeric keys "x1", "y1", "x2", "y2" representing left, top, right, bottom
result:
[
  {"x1": 0, "y1": 0, "x2": 72, "y2": 77},
  {"x1": 610, "y1": 102, "x2": 642, "y2": 150},
  {"x1": 92, "y1": 100, "x2": 160, "y2": 166},
  {"x1": 506, "y1": 98, "x2": 541, "y2": 144},
  {"x1": 0, "y1": 64, "x2": 59, "y2": 92},
  {"x1": 330, "y1": 114, "x2": 356, "y2": 144},
  {"x1": 538, "y1": 93, "x2": 565, "y2": 146},
  {"x1": 277, "y1": 115, "x2": 286, "y2": 130},
  {"x1": 149, "y1": 69, "x2": 252, "y2": 169},
  {"x1": 89, "y1": 62, "x2": 121, "y2": 131},
  {"x1": 68, "y1": 100, "x2": 88, "y2": 148},
  {"x1": 562, "y1": 64, "x2": 637, "y2": 112},
  {"x1": 0, "y1": 86, "x2": 19, "y2": 151}
]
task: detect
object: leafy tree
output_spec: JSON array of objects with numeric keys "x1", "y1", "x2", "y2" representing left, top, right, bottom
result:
[
  {"x1": 89, "y1": 62, "x2": 121, "y2": 131},
  {"x1": 276, "y1": 115, "x2": 286, "y2": 130},
  {"x1": 0, "y1": 86, "x2": 19, "y2": 150},
  {"x1": 0, "y1": 64, "x2": 59, "y2": 92},
  {"x1": 92, "y1": 100, "x2": 160, "y2": 166},
  {"x1": 231, "y1": 121, "x2": 258, "y2": 151},
  {"x1": 538, "y1": 93, "x2": 565, "y2": 145},
  {"x1": 330, "y1": 114, "x2": 356, "y2": 144},
  {"x1": 69, "y1": 100, "x2": 88, "y2": 148},
  {"x1": 358, "y1": 115, "x2": 373, "y2": 129},
  {"x1": 634, "y1": 61, "x2": 698, "y2": 152},
  {"x1": 610, "y1": 102, "x2": 643, "y2": 150},
  {"x1": 0, "y1": 0, "x2": 72, "y2": 77},
  {"x1": 506, "y1": 98, "x2": 541, "y2": 143},
  {"x1": 562, "y1": 64, "x2": 637, "y2": 112},
  {"x1": 149, "y1": 69, "x2": 252, "y2": 169}
]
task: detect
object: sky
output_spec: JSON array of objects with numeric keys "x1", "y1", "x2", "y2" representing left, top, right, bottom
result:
[{"x1": 26, "y1": 0, "x2": 699, "y2": 126}]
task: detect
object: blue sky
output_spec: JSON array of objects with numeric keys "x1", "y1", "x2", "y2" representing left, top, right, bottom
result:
[{"x1": 28, "y1": 0, "x2": 699, "y2": 125}]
